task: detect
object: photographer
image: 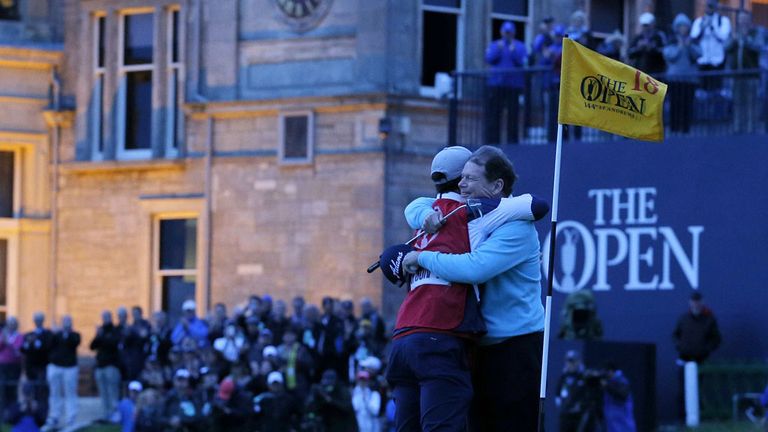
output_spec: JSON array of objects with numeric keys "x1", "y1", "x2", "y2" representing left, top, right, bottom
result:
[
  {"x1": 556, "y1": 350, "x2": 590, "y2": 432},
  {"x1": 602, "y1": 363, "x2": 636, "y2": 432},
  {"x1": 690, "y1": 0, "x2": 731, "y2": 90}
]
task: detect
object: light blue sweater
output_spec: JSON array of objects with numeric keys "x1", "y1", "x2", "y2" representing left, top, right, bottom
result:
[{"x1": 405, "y1": 200, "x2": 545, "y2": 345}]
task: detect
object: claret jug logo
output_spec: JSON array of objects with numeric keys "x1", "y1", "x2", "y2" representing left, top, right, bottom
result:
[
  {"x1": 579, "y1": 73, "x2": 659, "y2": 120},
  {"x1": 542, "y1": 187, "x2": 704, "y2": 293}
]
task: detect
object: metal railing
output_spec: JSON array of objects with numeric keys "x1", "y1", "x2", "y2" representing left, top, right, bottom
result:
[{"x1": 447, "y1": 67, "x2": 768, "y2": 146}]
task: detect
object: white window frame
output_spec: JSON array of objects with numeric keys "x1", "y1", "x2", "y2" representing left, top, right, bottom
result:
[
  {"x1": 419, "y1": 0, "x2": 465, "y2": 97},
  {"x1": 278, "y1": 111, "x2": 314, "y2": 165},
  {"x1": 117, "y1": 8, "x2": 156, "y2": 161},
  {"x1": 152, "y1": 214, "x2": 202, "y2": 316},
  {"x1": 165, "y1": 5, "x2": 183, "y2": 158},
  {"x1": 488, "y1": 0, "x2": 533, "y2": 48},
  {"x1": 91, "y1": 12, "x2": 106, "y2": 161}
]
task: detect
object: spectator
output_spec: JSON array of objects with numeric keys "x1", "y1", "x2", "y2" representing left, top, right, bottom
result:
[
  {"x1": 213, "y1": 323, "x2": 246, "y2": 364},
  {"x1": 139, "y1": 356, "x2": 170, "y2": 391},
  {"x1": 253, "y1": 371, "x2": 301, "y2": 431},
  {"x1": 114, "y1": 380, "x2": 142, "y2": 432},
  {"x1": 162, "y1": 368, "x2": 204, "y2": 432},
  {"x1": 211, "y1": 377, "x2": 253, "y2": 432},
  {"x1": 0, "y1": 316, "x2": 23, "y2": 415},
  {"x1": 146, "y1": 311, "x2": 172, "y2": 366},
  {"x1": 4, "y1": 382, "x2": 47, "y2": 432},
  {"x1": 359, "y1": 298, "x2": 387, "y2": 350},
  {"x1": 305, "y1": 369, "x2": 357, "y2": 432},
  {"x1": 171, "y1": 300, "x2": 209, "y2": 349},
  {"x1": 134, "y1": 388, "x2": 164, "y2": 432},
  {"x1": 597, "y1": 30, "x2": 626, "y2": 62},
  {"x1": 317, "y1": 297, "x2": 345, "y2": 380},
  {"x1": 246, "y1": 328, "x2": 274, "y2": 374},
  {"x1": 276, "y1": 327, "x2": 313, "y2": 396},
  {"x1": 122, "y1": 306, "x2": 151, "y2": 382},
  {"x1": 628, "y1": 12, "x2": 667, "y2": 75},
  {"x1": 44, "y1": 315, "x2": 80, "y2": 431},
  {"x1": 544, "y1": 24, "x2": 567, "y2": 143},
  {"x1": 664, "y1": 13, "x2": 701, "y2": 134},
  {"x1": 21, "y1": 312, "x2": 53, "y2": 408},
  {"x1": 290, "y1": 296, "x2": 306, "y2": 332},
  {"x1": 352, "y1": 370, "x2": 381, "y2": 432},
  {"x1": 302, "y1": 304, "x2": 320, "y2": 352},
  {"x1": 725, "y1": 11, "x2": 764, "y2": 133},
  {"x1": 602, "y1": 363, "x2": 637, "y2": 432},
  {"x1": 672, "y1": 292, "x2": 721, "y2": 363},
  {"x1": 207, "y1": 303, "x2": 228, "y2": 346},
  {"x1": 90, "y1": 310, "x2": 122, "y2": 422},
  {"x1": 243, "y1": 315, "x2": 262, "y2": 346},
  {"x1": 484, "y1": 20, "x2": 527, "y2": 144},
  {"x1": 565, "y1": 10, "x2": 594, "y2": 49},
  {"x1": 555, "y1": 350, "x2": 588, "y2": 432},
  {"x1": 691, "y1": 0, "x2": 731, "y2": 90},
  {"x1": 268, "y1": 299, "x2": 290, "y2": 345},
  {"x1": 531, "y1": 16, "x2": 555, "y2": 66}
]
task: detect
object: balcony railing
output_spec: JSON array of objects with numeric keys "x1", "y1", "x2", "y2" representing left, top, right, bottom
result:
[{"x1": 447, "y1": 68, "x2": 768, "y2": 147}]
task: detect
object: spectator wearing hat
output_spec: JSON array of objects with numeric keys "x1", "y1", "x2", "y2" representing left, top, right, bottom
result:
[
  {"x1": 673, "y1": 292, "x2": 721, "y2": 364},
  {"x1": 114, "y1": 381, "x2": 142, "y2": 432},
  {"x1": 664, "y1": 13, "x2": 702, "y2": 134},
  {"x1": 691, "y1": 0, "x2": 731, "y2": 90},
  {"x1": 211, "y1": 377, "x2": 253, "y2": 432},
  {"x1": 90, "y1": 310, "x2": 122, "y2": 422},
  {"x1": 253, "y1": 371, "x2": 301, "y2": 431},
  {"x1": 353, "y1": 370, "x2": 381, "y2": 432},
  {"x1": 171, "y1": 300, "x2": 209, "y2": 349},
  {"x1": 628, "y1": 12, "x2": 667, "y2": 75},
  {"x1": 484, "y1": 20, "x2": 527, "y2": 144},
  {"x1": 162, "y1": 368, "x2": 204, "y2": 432},
  {"x1": 44, "y1": 315, "x2": 80, "y2": 431}
]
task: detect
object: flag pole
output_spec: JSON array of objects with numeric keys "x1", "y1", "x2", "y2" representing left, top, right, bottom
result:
[{"x1": 538, "y1": 122, "x2": 564, "y2": 432}]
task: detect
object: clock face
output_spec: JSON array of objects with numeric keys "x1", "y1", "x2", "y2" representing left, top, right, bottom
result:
[{"x1": 274, "y1": 0, "x2": 333, "y2": 33}]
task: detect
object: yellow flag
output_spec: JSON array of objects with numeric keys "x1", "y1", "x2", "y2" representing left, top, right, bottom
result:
[{"x1": 558, "y1": 38, "x2": 668, "y2": 142}]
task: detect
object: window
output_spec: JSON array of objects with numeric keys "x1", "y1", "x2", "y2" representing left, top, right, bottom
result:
[
  {"x1": 420, "y1": 0, "x2": 464, "y2": 93},
  {"x1": 118, "y1": 11, "x2": 154, "y2": 159},
  {"x1": 0, "y1": 239, "x2": 6, "y2": 321},
  {"x1": 490, "y1": 0, "x2": 530, "y2": 45},
  {"x1": 0, "y1": 152, "x2": 13, "y2": 218},
  {"x1": 0, "y1": 0, "x2": 19, "y2": 21},
  {"x1": 90, "y1": 13, "x2": 106, "y2": 159},
  {"x1": 279, "y1": 112, "x2": 314, "y2": 164},
  {"x1": 155, "y1": 217, "x2": 198, "y2": 325},
  {"x1": 166, "y1": 7, "x2": 182, "y2": 157}
]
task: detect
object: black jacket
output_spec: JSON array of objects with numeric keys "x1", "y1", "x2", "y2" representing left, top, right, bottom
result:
[
  {"x1": 672, "y1": 307, "x2": 721, "y2": 363},
  {"x1": 90, "y1": 323, "x2": 121, "y2": 368},
  {"x1": 49, "y1": 330, "x2": 81, "y2": 367}
]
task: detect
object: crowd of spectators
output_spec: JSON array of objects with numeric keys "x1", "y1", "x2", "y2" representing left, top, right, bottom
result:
[
  {"x1": 484, "y1": 3, "x2": 767, "y2": 143},
  {"x1": 0, "y1": 295, "x2": 393, "y2": 432}
]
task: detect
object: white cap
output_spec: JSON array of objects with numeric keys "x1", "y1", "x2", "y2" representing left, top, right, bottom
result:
[
  {"x1": 267, "y1": 371, "x2": 284, "y2": 385},
  {"x1": 359, "y1": 356, "x2": 382, "y2": 373},
  {"x1": 182, "y1": 300, "x2": 196, "y2": 311},
  {"x1": 639, "y1": 12, "x2": 655, "y2": 25},
  {"x1": 175, "y1": 368, "x2": 191, "y2": 379},
  {"x1": 431, "y1": 146, "x2": 472, "y2": 184},
  {"x1": 128, "y1": 381, "x2": 143, "y2": 392},
  {"x1": 262, "y1": 345, "x2": 278, "y2": 358}
]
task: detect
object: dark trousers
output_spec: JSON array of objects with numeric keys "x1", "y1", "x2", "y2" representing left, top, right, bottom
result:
[
  {"x1": 470, "y1": 331, "x2": 543, "y2": 432},
  {"x1": 699, "y1": 63, "x2": 724, "y2": 91},
  {"x1": 386, "y1": 332, "x2": 473, "y2": 432},
  {"x1": 0, "y1": 363, "x2": 21, "y2": 413},
  {"x1": 485, "y1": 86, "x2": 521, "y2": 144},
  {"x1": 669, "y1": 82, "x2": 696, "y2": 133}
]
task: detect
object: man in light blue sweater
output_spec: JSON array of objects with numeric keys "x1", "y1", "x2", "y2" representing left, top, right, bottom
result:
[{"x1": 402, "y1": 145, "x2": 545, "y2": 432}]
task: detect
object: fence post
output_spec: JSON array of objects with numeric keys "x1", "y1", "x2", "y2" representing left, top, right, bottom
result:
[{"x1": 448, "y1": 72, "x2": 458, "y2": 146}]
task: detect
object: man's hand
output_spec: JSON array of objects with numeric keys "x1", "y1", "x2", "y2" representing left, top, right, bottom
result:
[
  {"x1": 422, "y1": 211, "x2": 445, "y2": 234},
  {"x1": 403, "y1": 251, "x2": 421, "y2": 274}
]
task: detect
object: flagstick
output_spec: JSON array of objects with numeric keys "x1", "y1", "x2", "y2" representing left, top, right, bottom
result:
[{"x1": 537, "y1": 122, "x2": 564, "y2": 432}]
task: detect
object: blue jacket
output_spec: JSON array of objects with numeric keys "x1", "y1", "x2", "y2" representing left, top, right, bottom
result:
[
  {"x1": 603, "y1": 370, "x2": 636, "y2": 432},
  {"x1": 406, "y1": 202, "x2": 544, "y2": 345},
  {"x1": 171, "y1": 316, "x2": 209, "y2": 348},
  {"x1": 485, "y1": 38, "x2": 527, "y2": 89}
]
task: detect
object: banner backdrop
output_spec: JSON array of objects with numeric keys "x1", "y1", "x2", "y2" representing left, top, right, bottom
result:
[{"x1": 504, "y1": 135, "x2": 768, "y2": 426}]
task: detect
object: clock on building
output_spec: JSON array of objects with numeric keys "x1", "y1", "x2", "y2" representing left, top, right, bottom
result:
[{"x1": 273, "y1": 0, "x2": 333, "y2": 33}]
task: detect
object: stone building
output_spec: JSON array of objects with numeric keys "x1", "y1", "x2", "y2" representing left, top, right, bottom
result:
[{"x1": 0, "y1": 0, "x2": 765, "y2": 343}]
